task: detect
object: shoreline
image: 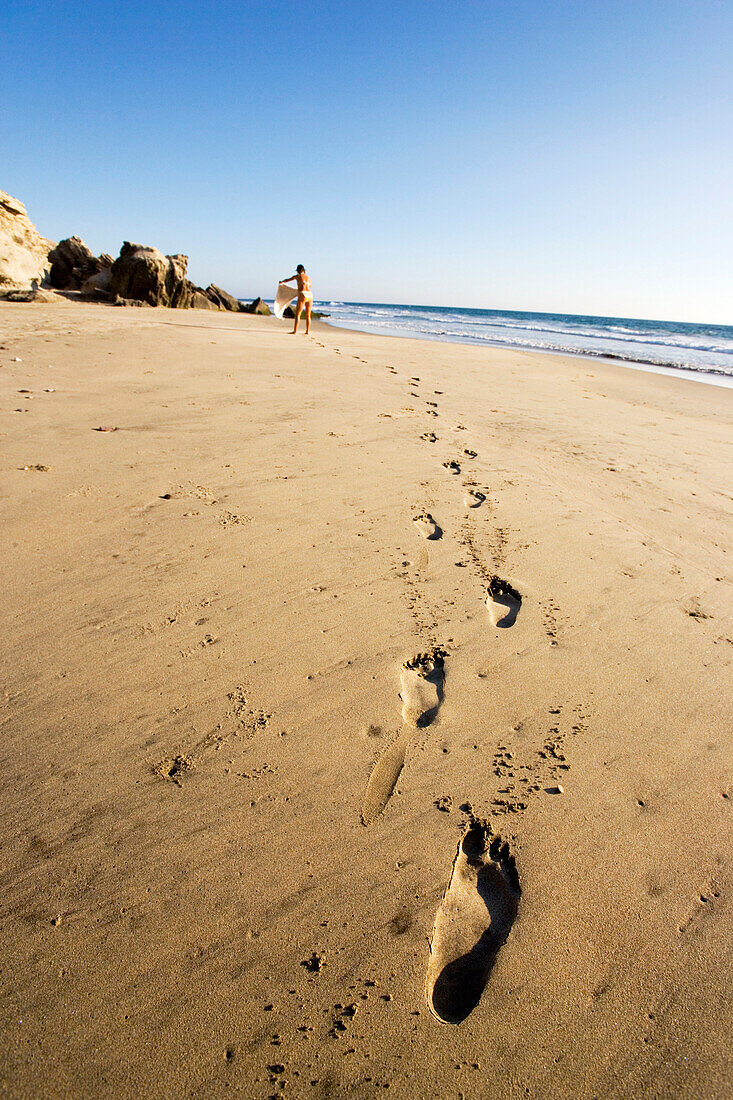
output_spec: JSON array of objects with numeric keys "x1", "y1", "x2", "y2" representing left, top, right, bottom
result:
[
  {"x1": 323, "y1": 315, "x2": 733, "y2": 388},
  {"x1": 2, "y1": 300, "x2": 731, "y2": 1099}
]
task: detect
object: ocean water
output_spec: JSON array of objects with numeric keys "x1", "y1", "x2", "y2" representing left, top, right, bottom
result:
[{"x1": 316, "y1": 301, "x2": 733, "y2": 386}]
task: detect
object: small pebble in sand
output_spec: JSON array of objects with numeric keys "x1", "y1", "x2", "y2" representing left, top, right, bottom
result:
[
  {"x1": 12, "y1": 356, "x2": 22, "y2": 362},
  {"x1": 45, "y1": 387, "x2": 55, "y2": 392},
  {"x1": 301, "y1": 952, "x2": 324, "y2": 973},
  {"x1": 50, "y1": 915, "x2": 62, "y2": 926}
]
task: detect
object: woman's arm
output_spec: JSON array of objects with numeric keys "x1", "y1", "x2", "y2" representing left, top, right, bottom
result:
[{"x1": 280, "y1": 275, "x2": 297, "y2": 283}]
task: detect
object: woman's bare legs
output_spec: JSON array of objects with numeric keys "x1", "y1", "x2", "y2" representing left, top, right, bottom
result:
[
  {"x1": 292, "y1": 296, "x2": 304, "y2": 334},
  {"x1": 305, "y1": 298, "x2": 312, "y2": 334}
]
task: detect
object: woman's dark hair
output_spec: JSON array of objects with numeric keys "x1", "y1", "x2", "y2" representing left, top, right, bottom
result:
[{"x1": 296, "y1": 264, "x2": 305, "y2": 273}]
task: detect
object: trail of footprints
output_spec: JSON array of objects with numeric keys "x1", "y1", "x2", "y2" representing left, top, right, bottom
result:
[
  {"x1": 246, "y1": 364, "x2": 582, "y2": 1085},
  {"x1": 359, "y1": 369, "x2": 574, "y2": 1025},
  {"x1": 362, "y1": 629, "x2": 570, "y2": 1025}
]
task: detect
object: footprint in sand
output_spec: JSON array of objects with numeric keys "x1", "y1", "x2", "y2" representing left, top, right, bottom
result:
[
  {"x1": 413, "y1": 512, "x2": 442, "y2": 540},
  {"x1": 426, "y1": 824, "x2": 520, "y2": 1024},
  {"x1": 400, "y1": 650, "x2": 445, "y2": 727},
  {"x1": 362, "y1": 650, "x2": 446, "y2": 824},
  {"x1": 486, "y1": 577, "x2": 522, "y2": 627},
  {"x1": 421, "y1": 431, "x2": 438, "y2": 443},
  {"x1": 464, "y1": 489, "x2": 485, "y2": 508},
  {"x1": 361, "y1": 733, "x2": 407, "y2": 826},
  {"x1": 443, "y1": 460, "x2": 461, "y2": 475}
]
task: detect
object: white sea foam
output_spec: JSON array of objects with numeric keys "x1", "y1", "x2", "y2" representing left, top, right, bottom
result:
[{"x1": 321, "y1": 301, "x2": 733, "y2": 384}]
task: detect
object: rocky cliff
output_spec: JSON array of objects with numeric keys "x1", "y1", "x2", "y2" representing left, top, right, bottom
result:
[
  {"x1": 0, "y1": 190, "x2": 271, "y2": 314},
  {"x1": 0, "y1": 191, "x2": 55, "y2": 289}
]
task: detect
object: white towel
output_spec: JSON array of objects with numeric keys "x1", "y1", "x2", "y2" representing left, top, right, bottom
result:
[{"x1": 274, "y1": 281, "x2": 298, "y2": 319}]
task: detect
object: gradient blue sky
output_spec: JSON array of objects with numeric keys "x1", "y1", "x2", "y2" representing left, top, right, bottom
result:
[{"x1": 3, "y1": 0, "x2": 732, "y2": 322}]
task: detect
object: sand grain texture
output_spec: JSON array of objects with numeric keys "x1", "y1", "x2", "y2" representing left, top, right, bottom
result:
[{"x1": 1, "y1": 301, "x2": 731, "y2": 1098}]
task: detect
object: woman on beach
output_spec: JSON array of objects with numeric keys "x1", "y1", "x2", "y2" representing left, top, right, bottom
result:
[{"x1": 280, "y1": 265, "x2": 313, "y2": 335}]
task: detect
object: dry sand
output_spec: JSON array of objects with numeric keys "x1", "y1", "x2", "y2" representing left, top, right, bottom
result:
[{"x1": 1, "y1": 300, "x2": 731, "y2": 1098}]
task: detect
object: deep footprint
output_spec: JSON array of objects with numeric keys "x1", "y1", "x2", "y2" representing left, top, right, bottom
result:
[
  {"x1": 413, "y1": 512, "x2": 442, "y2": 540},
  {"x1": 361, "y1": 732, "x2": 407, "y2": 825},
  {"x1": 486, "y1": 576, "x2": 522, "y2": 627},
  {"x1": 442, "y1": 460, "x2": 461, "y2": 475},
  {"x1": 400, "y1": 650, "x2": 445, "y2": 727},
  {"x1": 464, "y1": 489, "x2": 485, "y2": 508},
  {"x1": 426, "y1": 824, "x2": 520, "y2": 1024}
]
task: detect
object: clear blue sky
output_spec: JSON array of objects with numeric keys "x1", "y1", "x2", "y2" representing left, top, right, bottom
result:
[{"x1": 3, "y1": 0, "x2": 732, "y2": 322}]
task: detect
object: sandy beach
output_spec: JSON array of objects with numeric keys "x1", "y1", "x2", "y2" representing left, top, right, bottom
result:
[{"x1": 1, "y1": 300, "x2": 731, "y2": 1099}]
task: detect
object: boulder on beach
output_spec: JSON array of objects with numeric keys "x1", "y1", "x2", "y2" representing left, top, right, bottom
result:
[
  {"x1": 0, "y1": 191, "x2": 268, "y2": 314},
  {"x1": 242, "y1": 296, "x2": 271, "y2": 315},
  {"x1": 205, "y1": 284, "x2": 245, "y2": 312},
  {"x1": 111, "y1": 295, "x2": 152, "y2": 307},
  {"x1": 0, "y1": 190, "x2": 55, "y2": 291},
  {"x1": 108, "y1": 243, "x2": 197, "y2": 308},
  {"x1": 1, "y1": 287, "x2": 58, "y2": 303},
  {"x1": 108, "y1": 245, "x2": 248, "y2": 311},
  {"x1": 49, "y1": 236, "x2": 113, "y2": 290},
  {"x1": 283, "y1": 305, "x2": 328, "y2": 319},
  {"x1": 81, "y1": 267, "x2": 113, "y2": 299},
  {"x1": 191, "y1": 288, "x2": 220, "y2": 310}
]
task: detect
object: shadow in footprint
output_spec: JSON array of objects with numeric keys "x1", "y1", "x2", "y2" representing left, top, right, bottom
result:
[
  {"x1": 427, "y1": 825, "x2": 520, "y2": 1024},
  {"x1": 362, "y1": 650, "x2": 446, "y2": 823},
  {"x1": 413, "y1": 512, "x2": 442, "y2": 540},
  {"x1": 401, "y1": 650, "x2": 445, "y2": 727},
  {"x1": 486, "y1": 577, "x2": 522, "y2": 627},
  {"x1": 464, "y1": 489, "x2": 485, "y2": 508}
]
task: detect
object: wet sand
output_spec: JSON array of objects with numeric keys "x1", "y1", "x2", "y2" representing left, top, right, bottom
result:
[{"x1": 1, "y1": 300, "x2": 731, "y2": 1098}]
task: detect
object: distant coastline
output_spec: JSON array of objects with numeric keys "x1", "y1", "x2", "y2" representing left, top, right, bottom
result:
[{"x1": 302, "y1": 300, "x2": 733, "y2": 387}]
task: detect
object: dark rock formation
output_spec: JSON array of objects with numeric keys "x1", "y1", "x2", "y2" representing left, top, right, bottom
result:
[
  {"x1": 0, "y1": 287, "x2": 58, "y2": 303},
  {"x1": 1, "y1": 191, "x2": 271, "y2": 313},
  {"x1": 112, "y1": 295, "x2": 152, "y2": 307},
  {"x1": 242, "y1": 296, "x2": 271, "y2": 315},
  {"x1": 108, "y1": 243, "x2": 196, "y2": 307},
  {"x1": 49, "y1": 236, "x2": 112, "y2": 290},
  {"x1": 205, "y1": 284, "x2": 244, "y2": 312},
  {"x1": 81, "y1": 267, "x2": 113, "y2": 299},
  {"x1": 283, "y1": 305, "x2": 328, "y2": 319},
  {"x1": 107, "y1": 246, "x2": 248, "y2": 311},
  {"x1": 191, "y1": 288, "x2": 219, "y2": 310}
]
